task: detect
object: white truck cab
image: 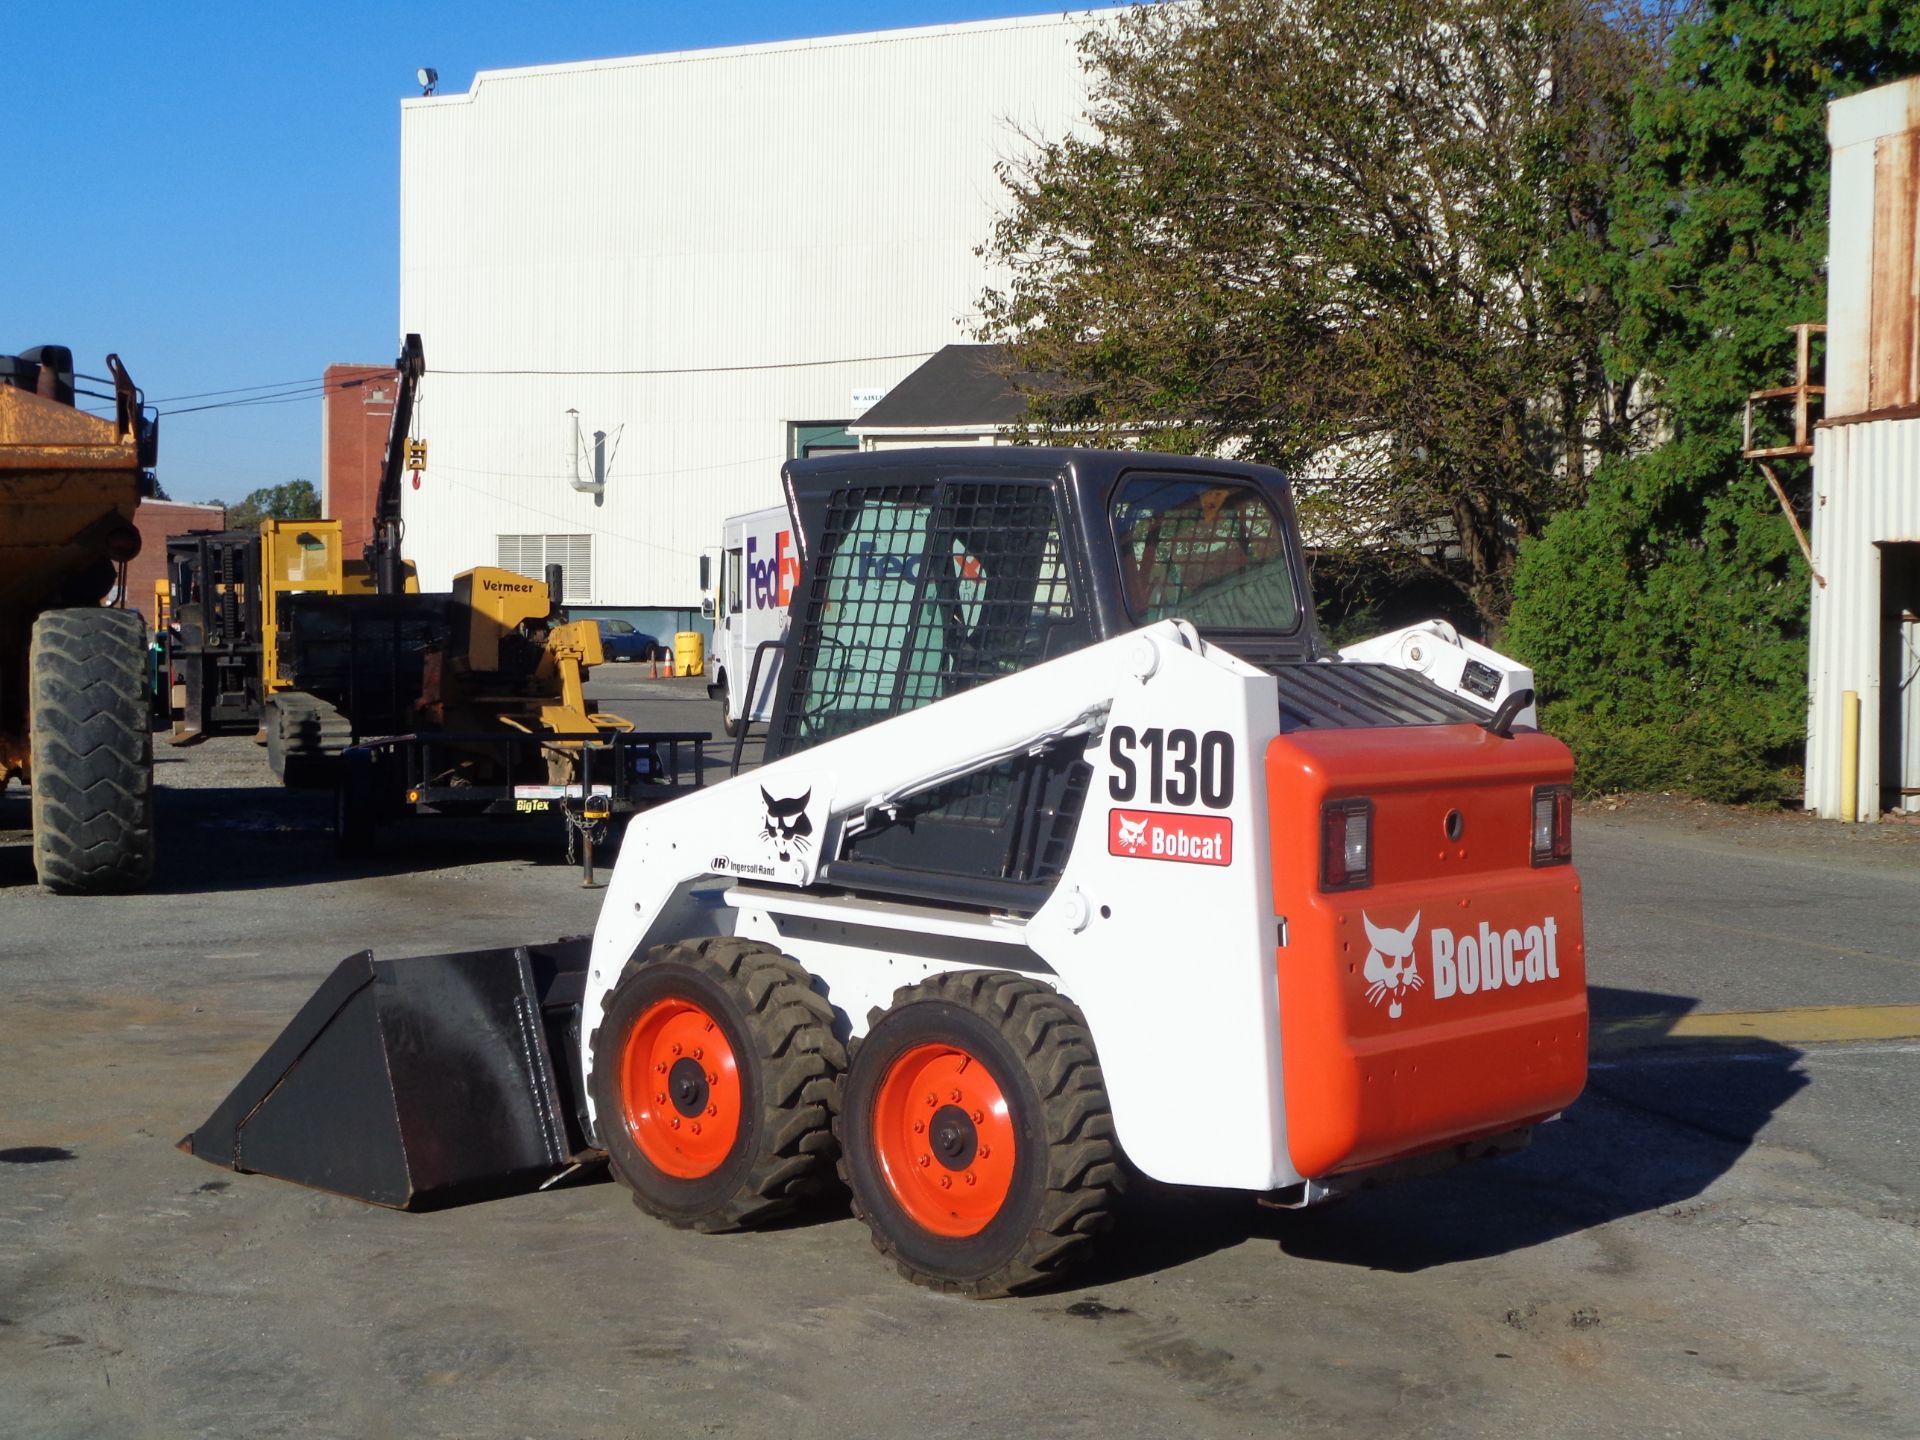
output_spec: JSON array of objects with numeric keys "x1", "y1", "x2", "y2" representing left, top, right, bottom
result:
[{"x1": 705, "y1": 504, "x2": 795, "y2": 737}]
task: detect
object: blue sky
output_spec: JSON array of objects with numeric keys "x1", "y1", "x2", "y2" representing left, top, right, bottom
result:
[{"x1": 5, "y1": 2, "x2": 1070, "y2": 505}]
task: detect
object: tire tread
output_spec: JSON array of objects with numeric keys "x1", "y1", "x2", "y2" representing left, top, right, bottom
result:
[
  {"x1": 590, "y1": 937, "x2": 845, "y2": 1233},
  {"x1": 28, "y1": 608, "x2": 154, "y2": 894},
  {"x1": 832, "y1": 969, "x2": 1124, "y2": 1298}
]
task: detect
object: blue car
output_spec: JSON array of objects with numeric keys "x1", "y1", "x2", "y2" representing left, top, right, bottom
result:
[{"x1": 594, "y1": 618, "x2": 654, "y2": 662}]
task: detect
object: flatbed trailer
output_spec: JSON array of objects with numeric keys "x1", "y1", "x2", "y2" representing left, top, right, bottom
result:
[{"x1": 336, "y1": 726, "x2": 711, "y2": 880}]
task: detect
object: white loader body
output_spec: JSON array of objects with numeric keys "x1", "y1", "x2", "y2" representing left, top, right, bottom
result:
[
  {"x1": 588, "y1": 622, "x2": 1294, "y2": 1188},
  {"x1": 584, "y1": 618, "x2": 1545, "y2": 1194}
]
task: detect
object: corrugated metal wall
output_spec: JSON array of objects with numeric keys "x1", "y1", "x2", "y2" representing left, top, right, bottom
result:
[
  {"x1": 397, "y1": 11, "x2": 1114, "y2": 604},
  {"x1": 1807, "y1": 418, "x2": 1920, "y2": 817},
  {"x1": 1807, "y1": 78, "x2": 1920, "y2": 819}
]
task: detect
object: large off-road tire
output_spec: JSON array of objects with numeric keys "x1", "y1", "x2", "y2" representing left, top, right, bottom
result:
[
  {"x1": 588, "y1": 938, "x2": 846, "y2": 1233},
  {"x1": 28, "y1": 608, "x2": 155, "y2": 895},
  {"x1": 833, "y1": 971, "x2": 1124, "y2": 1298}
]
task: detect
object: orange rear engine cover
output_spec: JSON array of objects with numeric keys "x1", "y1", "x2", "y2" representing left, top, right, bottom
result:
[{"x1": 1266, "y1": 725, "x2": 1587, "y2": 1179}]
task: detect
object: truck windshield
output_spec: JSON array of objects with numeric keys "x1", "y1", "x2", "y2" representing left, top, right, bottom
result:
[{"x1": 1112, "y1": 478, "x2": 1301, "y2": 631}]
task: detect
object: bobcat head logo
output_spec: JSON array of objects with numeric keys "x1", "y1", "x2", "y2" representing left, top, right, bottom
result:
[
  {"x1": 1115, "y1": 814, "x2": 1148, "y2": 852},
  {"x1": 1362, "y1": 911, "x2": 1423, "y2": 1020},
  {"x1": 760, "y1": 787, "x2": 813, "y2": 862}
]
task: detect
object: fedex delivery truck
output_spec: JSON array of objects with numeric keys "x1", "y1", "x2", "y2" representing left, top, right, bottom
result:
[{"x1": 704, "y1": 505, "x2": 794, "y2": 737}]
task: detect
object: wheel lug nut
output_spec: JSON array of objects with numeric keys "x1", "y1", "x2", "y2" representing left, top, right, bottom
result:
[
  {"x1": 965, "y1": 1172, "x2": 977, "y2": 1186},
  {"x1": 977, "y1": 1145, "x2": 991, "y2": 1159},
  {"x1": 671, "y1": 1043, "x2": 682, "y2": 1056},
  {"x1": 693, "y1": 1047, "x2": 703, "y2": 1060},
  {"x1": 655, "y1": 1061, "x2": 667, "y2": 1074},
  {"x1": 690, "y1": 1122, "x2": 702, "y2": 1135},
  {"x1": 670, "y1": 1118, "x2": 681, "y2": 1129},
  {"x1": 707, "y1": 1071, "x2": 718, "y2": 1085},
  {"x1": 970, "y1": 1110, "x2": 983, "y2": 1124},
  {"x1": 925, "y1": 1093, "x2": 937, "y2": 1107},
  {"x1": 912, "y1": 1120, "x2": 925, "y2": 1134},
  {"x1": 707, "y1": 1104, "x2": 718, "y2": 1117},
  {"x1": 940, "y1": 1175, "x2": 952, "y2": 1189},
  {"x1": 950, "y1": 1089, "x2": 962, "y2": 1102},
  {"x1": 917, "y1": 1155, "x2": 931, "y2": 1168},
  {"x1": 655, "y1": 1091, "x2": 666, "y2": 1104}
]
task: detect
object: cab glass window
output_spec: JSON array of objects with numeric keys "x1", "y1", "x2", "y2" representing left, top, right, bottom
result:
[{"x1": 1111, "y1": 478, "x2": 1300, "y2": 631}]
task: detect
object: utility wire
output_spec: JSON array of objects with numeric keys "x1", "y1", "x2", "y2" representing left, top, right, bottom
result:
[
  {"x1": 118, "y1": 343, "x2": 923, "y2": 432},
  {"x1": 433, "y1": 349, "x2": 933, "y2": 377},
  {"x1": 149, "y1": 376, "x2": 326, "y2": 404},
  {"x1": 159, "y1": 376, "x2": 370, "y2": 417},
  {"x1": 119, "y1": 347, "x2": 924, "y2": 418}
]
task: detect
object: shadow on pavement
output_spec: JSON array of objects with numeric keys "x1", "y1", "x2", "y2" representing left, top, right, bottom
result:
[
  {"x1": 1073, "y1": 984, "x2": 1806, "y2": 1287},
  {"x1": 0, "y1": 781, "x2": 604, "y2": 896}
]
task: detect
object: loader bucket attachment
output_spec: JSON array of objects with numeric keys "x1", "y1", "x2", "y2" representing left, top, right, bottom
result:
[{"x1": 180, "y1": 938, "x2": 596, "y2": 1210}]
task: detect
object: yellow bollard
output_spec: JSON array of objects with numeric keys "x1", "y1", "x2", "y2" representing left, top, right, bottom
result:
[{"x1": 1840, "y1": 690, "x2": 1860, "y2": 823}]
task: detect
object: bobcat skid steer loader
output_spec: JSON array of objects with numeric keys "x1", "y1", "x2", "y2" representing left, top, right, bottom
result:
[{"x1": 183, "y1": 448, "x2": 1585, "y2": 1297}]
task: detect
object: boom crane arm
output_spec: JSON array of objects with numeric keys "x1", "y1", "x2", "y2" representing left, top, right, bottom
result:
[{"x1": 367, "y1": 333, "x2": 426, "y2": 596}]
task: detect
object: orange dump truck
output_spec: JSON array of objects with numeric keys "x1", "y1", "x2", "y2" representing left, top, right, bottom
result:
[{"x1": 0, "y1": 346, "x2": 159, "y2": 892}]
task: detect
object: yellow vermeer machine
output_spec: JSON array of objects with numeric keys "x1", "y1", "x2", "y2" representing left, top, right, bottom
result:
[{"x1": 264, "y1": 337, "x2": 708, "y2": 861}]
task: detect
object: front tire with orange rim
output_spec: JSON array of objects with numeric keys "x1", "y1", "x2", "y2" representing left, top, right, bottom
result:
[
  {"x1": 835, "y1": 970, "x2": 1124, "y2": 1297},
  {"x1": 589, "y1": 938, "x2": 845, "y2": 1233}
]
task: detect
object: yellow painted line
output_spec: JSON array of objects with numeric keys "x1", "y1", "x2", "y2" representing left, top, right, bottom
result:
[{"x1": 1596, "y1": 1003, "x2": 1920, "y2": 1052}]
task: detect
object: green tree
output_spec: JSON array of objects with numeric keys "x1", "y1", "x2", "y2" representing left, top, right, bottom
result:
[
  {"x1": 225, "y1": 478, "x2": 320, "y2": 533},
  {"x1": 979, "y1": 0, "x2": 1655, "y2": 625},
  {"x1": 1505, "y1": 0, "x2": 1920, "y2": 801}
]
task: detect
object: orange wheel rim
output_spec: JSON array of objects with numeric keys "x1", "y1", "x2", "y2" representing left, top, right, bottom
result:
[
  {"x1": 618, "y1": 997, "x2": 742, "y2": 1179},
  {"x1": 872, "y1": 1042, "x2": 1017, "y2": 1238}
]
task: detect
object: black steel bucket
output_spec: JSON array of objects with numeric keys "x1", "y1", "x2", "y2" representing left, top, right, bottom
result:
[{"x1": 180, "y1": 938, "x2": 598, "y2": 1210}]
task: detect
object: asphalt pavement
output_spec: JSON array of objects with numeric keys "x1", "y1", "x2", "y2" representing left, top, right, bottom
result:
[{"x1": 0, "y1": 679, "x2": 1914, "y2": 1439}]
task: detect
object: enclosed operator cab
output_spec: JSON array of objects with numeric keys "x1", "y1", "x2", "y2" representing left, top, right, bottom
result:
[{"x1": 760, "y1": 449, "x2": 1584, "y2": 1185}]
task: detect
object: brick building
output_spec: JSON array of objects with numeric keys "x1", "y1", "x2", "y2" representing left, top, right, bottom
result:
[
  {"x1": 321, "y1": 362, "x2": 399, "y2": 554},
  {"x1": 125, "y1": 500, "x2": 225, "y2": 625}
]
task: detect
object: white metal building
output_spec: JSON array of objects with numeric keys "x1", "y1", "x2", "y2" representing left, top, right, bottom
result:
[
  {"x1": 395, "y1": 10, "x2": 1117, "y2": 625},
  {"x1": 1806, "y1": 77, "x2": 1920, "y2": 820}
]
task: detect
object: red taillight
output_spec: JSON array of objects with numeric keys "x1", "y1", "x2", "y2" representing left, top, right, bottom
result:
[
  {"x1": 1532, "y1": 784, "x2": 1572, "y2": 866},
  {"x1": 1320, "y1": 798, "x2": 1372, "y2": 891}
]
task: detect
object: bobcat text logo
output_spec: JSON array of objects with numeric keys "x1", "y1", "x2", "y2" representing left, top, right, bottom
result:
[
  {"x1": 1361, "y1": 912, "x2": 1424, "y2": 1019},
  {"x1": 1106, "y1": 808, "x2": 1232, "y2": 866},
  {"x1": 760, "y1": 787, "x2": 813, "y2": 862},
  {"x1": 1359, "y1": 911, "x2": 1564, "y2": 1018},
  {"x1": 1431, "y1": 918, "x2": 1562, "y2": 998}
]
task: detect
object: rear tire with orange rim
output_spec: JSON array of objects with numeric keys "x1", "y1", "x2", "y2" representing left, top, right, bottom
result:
[
  {"x1": 834, "y1": 971, "x2": 1123, "y2": 1297},
  {"x1": 589, "y1": 938, "x2": 845, "y2": 1233}
]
